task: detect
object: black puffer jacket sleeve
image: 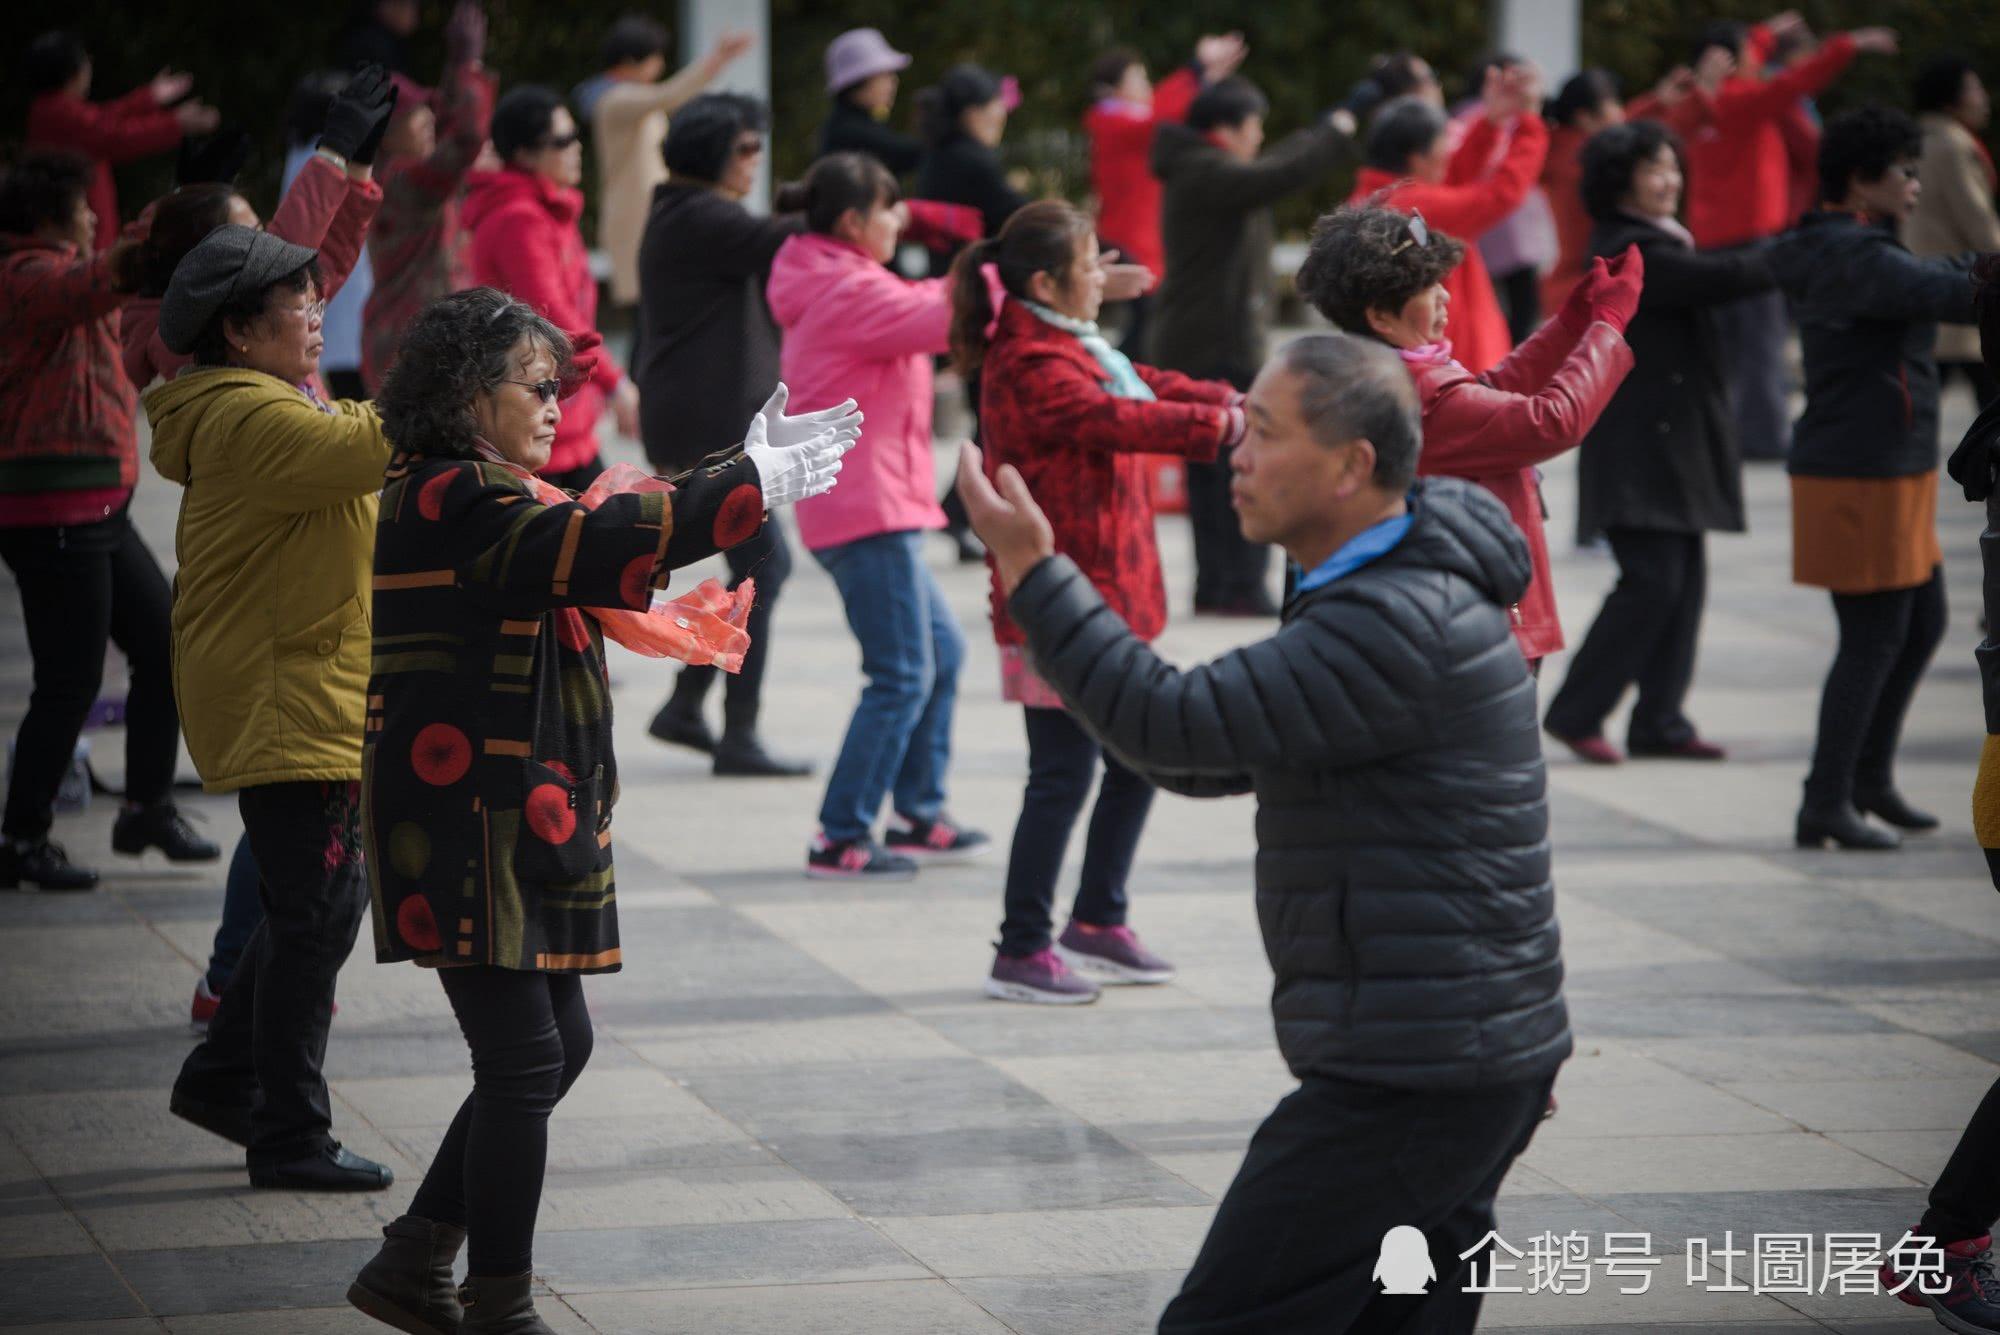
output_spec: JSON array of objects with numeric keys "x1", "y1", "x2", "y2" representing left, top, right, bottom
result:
[{"x1": 1008, "y1": 555, "x2": 1435, "y2": 780}]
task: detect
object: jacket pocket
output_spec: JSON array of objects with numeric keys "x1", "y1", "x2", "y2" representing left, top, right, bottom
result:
[
  {"x1": 274, "y1": 595, "x2": 369, "y2": 738},
  {"x1": 512, "y1": 762, "x2": 609, "y2": 883}
]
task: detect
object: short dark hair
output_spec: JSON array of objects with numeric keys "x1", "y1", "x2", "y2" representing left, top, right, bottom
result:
[
  {"x1": 191, "y1": 258, "x2": 321, "y2": 367},
  {"x1": 1297, "y1": 205, "x2": 1466, "y2": 336},
  {"x1": 23, "y1": 31, "x2": 88, "y2": 96},
  {"x1": 1580, "y1": 120, "x2": 1683, "y2": 222},
  {"x1": 1366, "y1": 97, "x2": 1448, "y2": 173},
  {"x1": 1818, "y1": 105, "x2": 1922, "y2": 203},
  {"x1": 773, "y1": 152, "x2": 899, "y2": 235},
  {"x1": 286, "y1": 70, "x2": 349, "y2": 149},
  {"x1": 600, "y1": 14, "x2": 669, "y2": 69},
  {"x1": 1091, "y1": 47, "x2": 1143, "y2": 95},
  {"x1": 377, "y1": 288, "x2": 575, "y2": 460},
  {"x1": 1691, "y1": 21, "x2": 1747, "y2": 66},
  {"x1": 1551, "y1": 69, "x2": 1622, "y2": 128},
  {"x1": 1278, "y1": 334, "x2": 1423, "y2": 491},
  {"x1": 139, "y1": 183, "x2": 238, "y2": 295},
  {"x1": 0, "y1": 149, "x2": 93, "y2": 236},
  {"x1": 1914, "y1": 57, "x2": 1978, "y2": 115},
  {"x1": 1368, "y1": 52, "x2": 1433, "y2": 101},
  {"x1": 663, "y1": 93, "x2": 768, "y2": 181},
  {"x1": 1186, "y1": 77, "x2": 1268, "y2": 133},
  {"x1": 915, "y1": 64, "x2": 1004, "y2": 146},
  {"x1": 491, "y1": 85, "x2": 565, "y2": 161}
]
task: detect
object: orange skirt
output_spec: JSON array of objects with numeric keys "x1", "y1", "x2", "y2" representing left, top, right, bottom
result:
[{"x1": 1790, "y1": 472, "x2": 1942, "y2": 594}]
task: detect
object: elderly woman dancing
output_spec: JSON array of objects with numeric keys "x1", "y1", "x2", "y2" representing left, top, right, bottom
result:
[{"x1": 346, "y1": 287, "x2": 851, "y2": 1335}]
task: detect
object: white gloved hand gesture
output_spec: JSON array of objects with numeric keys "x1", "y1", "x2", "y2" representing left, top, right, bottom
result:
[
  {"x1": 758, "y1": 382, "x2": 862, "y2": 452},
  {"x1": 741, "y1": 411, "x2": 853, "y2": 509}
]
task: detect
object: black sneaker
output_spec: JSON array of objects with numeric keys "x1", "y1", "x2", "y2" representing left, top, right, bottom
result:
[
  {"x1": 883, "y1": 813, "x2": 991, "y2": 863},
  {"x1": 648, "y1": 702, "x2": 717, "y2": 755},
  {"x1": 806, "y1": 834, "x2": 917, "y2": 881},
  {"x1": 0, "y1": 838, "x2": 99, "y2": 891},
  {"x1": 250, "y1": 1142, "x2": 395, "y2": 1192},
  {"x1": 112, "y1": 804, "x2": 221, "y2": 862}
]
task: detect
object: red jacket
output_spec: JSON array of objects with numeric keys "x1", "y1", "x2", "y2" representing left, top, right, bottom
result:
[
  {"x1": 463, "y1": 167, "x2": 622, "y2": 475},
  {"x1": 1539, "y1": 125, "x2": 1591, "y2": 315},
  {"x1": 26, "y1": 87, "x2": 185, "y2": 254},
  {"x1": 1351, "y1": 114, "x2": 1548, "y2": 375},
  {"x1": 0, "y1": 236, "x2": 138, "y2": 527},
  {"x1": 1406, "y1": 303, "x2": 1634, "y2": 660},
  {"x1": 979, "y1": 301, "x2": 1236, "y2": 646},
  {"x1": 120, "y1": 155, "x2": 380, "y2": 389},
  {"x1": 1085, "y1": 67, "x2": 1201, "y2": 276},
  {"x1": 1649, "y1": 31, "x2": 1855, "y2": 248},
  {"x1": 363, "y1": 62, "x2": 495, "y2": 392}
]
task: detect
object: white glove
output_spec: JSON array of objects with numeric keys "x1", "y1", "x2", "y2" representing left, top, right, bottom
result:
[
  {"x1": 741, "y1": 411, "x2": 853, "y2": 509},
  {"x1": 758, "y1": 382, "x2": 862, "y2": 452}
]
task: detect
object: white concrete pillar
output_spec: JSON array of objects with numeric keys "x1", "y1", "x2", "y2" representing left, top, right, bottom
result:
[
  {"x1": 680, "y1": 0, "x2": 772, "y2": 209},
  {"x1": 1496, "y1": 0, "x2": 1583, "y2": 84}
]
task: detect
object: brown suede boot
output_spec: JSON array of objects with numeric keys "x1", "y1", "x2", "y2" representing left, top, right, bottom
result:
[
  {"x1": 457, "y1": 1271, "x2": 556, "y2": 1333},
  {"x1": 346, "y1": 1214, "x2": 465, "y2": 1335}
]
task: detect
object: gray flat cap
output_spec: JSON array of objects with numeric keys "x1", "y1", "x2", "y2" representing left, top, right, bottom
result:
[{"x1": 158, "y1": 223, "x2": 319, "y2": 355}]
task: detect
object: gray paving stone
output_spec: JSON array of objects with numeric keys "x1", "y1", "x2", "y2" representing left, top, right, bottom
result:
[
  {"x1": 112, "y1": 1238, "x2": 380, "y2": 1314},
  {"x1": 571, "y1": 1279, "x2": 1011, "y2": 1334},
  {"x1": 533, "y1": 1218, "x2": 928, "y2": 1293},
  {"x1": 952, "y1": 1271, "x2": 1187, "y2": 1335},
  {"x1": 0, "y1": 1254, "x2": 145, "y2": 1324}
]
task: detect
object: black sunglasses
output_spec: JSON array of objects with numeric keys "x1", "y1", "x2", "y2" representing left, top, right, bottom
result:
[{"x1": 503, "y1": 378, "x2": 562, "y2": 403}]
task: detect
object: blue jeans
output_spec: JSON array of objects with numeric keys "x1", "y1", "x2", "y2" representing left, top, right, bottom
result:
[
  {"x1": 205, "y1": 833, "x2": 264, "y2": 993},
  {"x1": 813, "y1": 531, "x2": 964, "y2": 842}
]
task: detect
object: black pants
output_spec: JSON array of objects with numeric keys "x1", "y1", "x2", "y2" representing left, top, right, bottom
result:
[
  {"x1": 175, "y1": 782, "x2": 367, "y2": 1166},
  {"x1": 1492, "y1": 265, "x2": 1542, "y2": 347},
  {"x1": 663, "y1": 519, "x2": 791, "y2": 734},
  {"x1": 1159, "y1": 1073, "x2": 1555, "y2": 1334},
  {"x1": 1184, "y1": 367, "x2": 1269, "y2": 609},
  {"x1": 1545, "y1": 529, "x2": 1707, "y2": 748},
  {"x1": 1942, "y1": 359, "x2": 2000, "y2": 412},
  {"x1": 999, "y1": 707, "x2": 1155, "y2": 956},
  {"x1": 1921, "y1": 1074, "x2": 2000, "y2": 1245},
  {"x1": 1803, "y1": 566, "x2": 1947, "y2": 809},
  {"x1": 0, "y1": 510, "x2": 177, "y2": 839},
  {"x1": 408, "y1": 967, "x2": 593, "y2": 1276},
  {"x1": 542, "y1": 453, "x2": 606, "y2": 495}
]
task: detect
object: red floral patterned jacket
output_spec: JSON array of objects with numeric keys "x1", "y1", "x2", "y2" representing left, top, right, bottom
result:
[{"x1": 978, "y1": 300, "x2": 1239, "y2": 647}]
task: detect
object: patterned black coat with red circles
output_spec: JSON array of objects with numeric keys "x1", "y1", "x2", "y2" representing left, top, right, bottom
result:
[{"x1": 363, "y1": 449, "x2": 766, "y2": 974}]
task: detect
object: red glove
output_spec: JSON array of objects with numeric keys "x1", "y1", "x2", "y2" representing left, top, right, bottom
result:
[
  {"x1": 1573, "y1": 244, "x2": 1645, "y2": 334},
  {"x1": 903, "y1": 199, "x2": 984, "y2": 250},
  {"x1": 560, "y1": 330, "x2": 603, "y2": 400}
]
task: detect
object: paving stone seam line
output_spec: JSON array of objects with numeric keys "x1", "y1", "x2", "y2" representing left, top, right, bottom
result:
[{"x1": 0, "y1": 1117, "x2": 161, "y2": 1325}]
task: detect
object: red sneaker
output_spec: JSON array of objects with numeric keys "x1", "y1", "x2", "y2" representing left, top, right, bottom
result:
[
  {"x1": 1880, "y1": 1232, "x2": 2000, "y2": 1331},
  {"x1": 1545, "y1": 726, "x2": 1623, "y2": 765}
]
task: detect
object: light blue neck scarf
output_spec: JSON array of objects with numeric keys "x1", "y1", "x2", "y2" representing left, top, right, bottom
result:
[{"x1": 1022, "y1": 300, "x2": 1156, "y2": 402}]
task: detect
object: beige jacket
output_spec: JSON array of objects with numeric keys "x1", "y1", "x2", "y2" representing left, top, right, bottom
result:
[
  {"x1": 1905, "y1": 115, "x2": 2000, "y2": 365},
  {"x1": 592, "y1": 66, "x2": 717, "y2": 305}
]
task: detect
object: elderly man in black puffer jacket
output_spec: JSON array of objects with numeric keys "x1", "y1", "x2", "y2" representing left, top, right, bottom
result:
[{"x1": 959, "y1": 332, "x2": 1571, "y2": 1335}]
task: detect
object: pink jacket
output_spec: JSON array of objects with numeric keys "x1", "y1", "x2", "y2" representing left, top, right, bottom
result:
[
  {"x1": 120, "y1": 155, "x2": 380, "y2": 390},
  {"x1": 767, "y1": 233, "x2": 951, "y2": 551}
]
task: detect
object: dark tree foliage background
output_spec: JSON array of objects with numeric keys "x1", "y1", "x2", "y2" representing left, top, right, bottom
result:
[{"x1": 6, "y1": 0, "x2": 1996, "y2": 239}]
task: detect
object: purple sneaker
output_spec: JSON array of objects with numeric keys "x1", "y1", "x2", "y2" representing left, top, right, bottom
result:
[
  {"x1": 884, "y1": 813, "x2": 991, "y2": 862},
  {"x1": 1882, "y1": 1232, "x2": 2000, "y2": 1332},
  {"x1": 986, "y1": 948, "x2": 1100, "y2": 1005},
  {"x1": 1056, "y1": 921, "x2": 1176, "y2": 984}
]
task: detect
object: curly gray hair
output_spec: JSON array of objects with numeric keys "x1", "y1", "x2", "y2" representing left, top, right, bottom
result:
[{"x1": 376, "y1": 288, "x2": 575, "y2": 459}]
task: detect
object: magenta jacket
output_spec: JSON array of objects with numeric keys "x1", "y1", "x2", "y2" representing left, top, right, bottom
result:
[{"x1": 767, "y1": 232, "x2": 952, "y2": 552}]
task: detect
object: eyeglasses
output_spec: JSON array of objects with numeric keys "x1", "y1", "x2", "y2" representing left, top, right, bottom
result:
[
  {"x1": 503, "y1": 378, "x2": 562, "y2": 403},
  {"x1": 280, "y1": 298, "x2": 326, "y2": 323},
  {"x1": 733, "y1": 137, "x2": 766, "y2": 158},
  {"x1": 536, "y1": 132, "x2": 581, "y2": 150},
  {"x1": 1389, "y1": 211, "x2": 1431, "y2": 256}
]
